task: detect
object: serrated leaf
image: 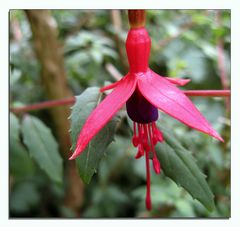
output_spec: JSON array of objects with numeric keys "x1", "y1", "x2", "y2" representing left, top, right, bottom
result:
[
  {"x1": 155, "y1": 125, "x2": 215, "y2": 211},
  {"x1": 10, "y1": 113, "x2": 34, "y2": 178},
  {"x1": 21, "y1": 115, "x2": 63, "y2": 183},
  {"x1": 70, "y1": 87, "x2": 119, "y2": 184}
]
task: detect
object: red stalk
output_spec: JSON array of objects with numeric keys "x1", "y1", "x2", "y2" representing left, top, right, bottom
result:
[
  {"x1": 183, "y1": 90, "x2": 230, "y2": 97},
  {"x1": 10, "y1": 90, "x2": 231, "y2": 114},
  {"x1": 10, "y1": 97, "x2": 76, "y2": 113}
]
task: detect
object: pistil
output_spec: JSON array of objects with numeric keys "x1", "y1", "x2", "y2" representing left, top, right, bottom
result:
[{"x1": 145, "y1": 142, "x2": 152, "y2": 210}]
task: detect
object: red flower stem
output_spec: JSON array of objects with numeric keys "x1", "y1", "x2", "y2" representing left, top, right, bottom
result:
[
  {"x1": 11, "y1": 97, "x2": 76, "y2": 113},
  {"x1": 183, "y1": 90, "x2": 230, "y2": 97},
  {"x1": 10, "y1": 90, "x2": 230, "y2": 114}
]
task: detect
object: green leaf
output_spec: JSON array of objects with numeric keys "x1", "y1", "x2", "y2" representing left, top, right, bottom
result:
[
  {"x1": 21, "y1": 115, "x2": 63, "y2": 183},
  {"x1": 10, "y1": 113, "x2": 34, "y2": 178},
  {"x1": 10, "y1": 181, "x2": 40, "y2": 213},
  {"x1": 155, "y1": 125, "x2": 215, "y2": 211},
  {"x1": 10, "y1": 112, "x2": 20, "y2": 141},
  {"x1": 70, "y1": 87, "x2": 120, "y2": 184}
]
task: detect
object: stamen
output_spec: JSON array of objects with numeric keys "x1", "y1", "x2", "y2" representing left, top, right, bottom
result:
[
  {"x1": 134, "y1": 123, "x2": 144, "y2": 159},
  {"x1": 152, "y1": 122, "x2": 164, "y2": 143},
  {"x1": 148, "y1": 123, "x2": 161, "y2": 174},
  {"x1": 131, "y1": 121, "x2": 163, "y2": 210},
  {"x1": 151, "y1": 123, "x2": 158, "y2": 145},
  {"x1": 134, "y1": 122, "x2": 137, "y2": 134},
  {"x1": 143, "y1": 124, "x2": 150, "y2": 152},
  {"x1": 132, "y1": 122, "x2": 139, "y2": 147},
  {"x1": 152, "y1": 157, "x2": 161, "y2": 174},
  {"x1": 138, "y1": 123, "x2": 142, "y2": 138},
  {"x1": 135, "y1": 144, "x2": 144, "y2": 159}
]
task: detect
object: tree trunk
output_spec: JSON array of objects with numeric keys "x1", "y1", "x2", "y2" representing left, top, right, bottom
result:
[
  {"x1": 25, "y1": 10, "x2": 83, "y2": 216},
  {"x1": 25, "y1": 10, "x2": 72, "y2": 156}
]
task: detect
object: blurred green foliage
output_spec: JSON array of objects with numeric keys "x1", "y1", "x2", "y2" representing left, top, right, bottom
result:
[{"x1": 9, "y1": 10, "x2": 230, "y2": 218}]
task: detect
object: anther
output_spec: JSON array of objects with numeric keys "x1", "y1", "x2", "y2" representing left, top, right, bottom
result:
[
  {"x1": 152, "y1": 122, "x2": 164, "y2": 143},
  {"x1": 135, "y1": 144, "x2": 144, "y2": 159},
  {"x1": 152, "y1": 157, "x2": 161, "y2": 174},
  {"x1": 132, "y1": 136, "x2": 139, "y2": 147},
  {"x1": 148, "y1": 123, "x2": 161, "y2": 174}
]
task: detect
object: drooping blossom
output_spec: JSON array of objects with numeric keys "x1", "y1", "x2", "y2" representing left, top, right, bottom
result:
[{"x1": 69, "y1": 14, "x2": 223, "y2": 210}]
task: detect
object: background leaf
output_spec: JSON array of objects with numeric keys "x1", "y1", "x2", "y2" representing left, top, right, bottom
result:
[
  {"x1": 156, "y1": 125, "x2": 215, "y2": 211},
  {"x1": 70, "y1": 87, "x2": 120, "y2": 184},
  {"x1": 10, "y1": 113, "x2": 34, "y2": 178},
  {"x1": 10, "y1": 181, "x2": 40, "y2": 214},
  {"x1": 22, "y1": 115, "x2": 63, "y2": 183}
]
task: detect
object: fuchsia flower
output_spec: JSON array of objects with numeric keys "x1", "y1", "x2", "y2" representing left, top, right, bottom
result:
[{"x1": 69, "y1": 25, "x2": 223, "y2": 210}]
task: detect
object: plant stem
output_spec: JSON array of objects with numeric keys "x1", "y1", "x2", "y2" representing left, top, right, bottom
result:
[
  {"x1": 183, "y1": 90, "x2": 230, "y2": 97},
  {"x1": 11, "y1": 97, "x2": 76, "y2": 113},
  {"x1": 10, "y1": 90, "x2": 230, "y2": 114},
  {"x1": 105, "y1": 63, "x2": 122, "y2": 80}
]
